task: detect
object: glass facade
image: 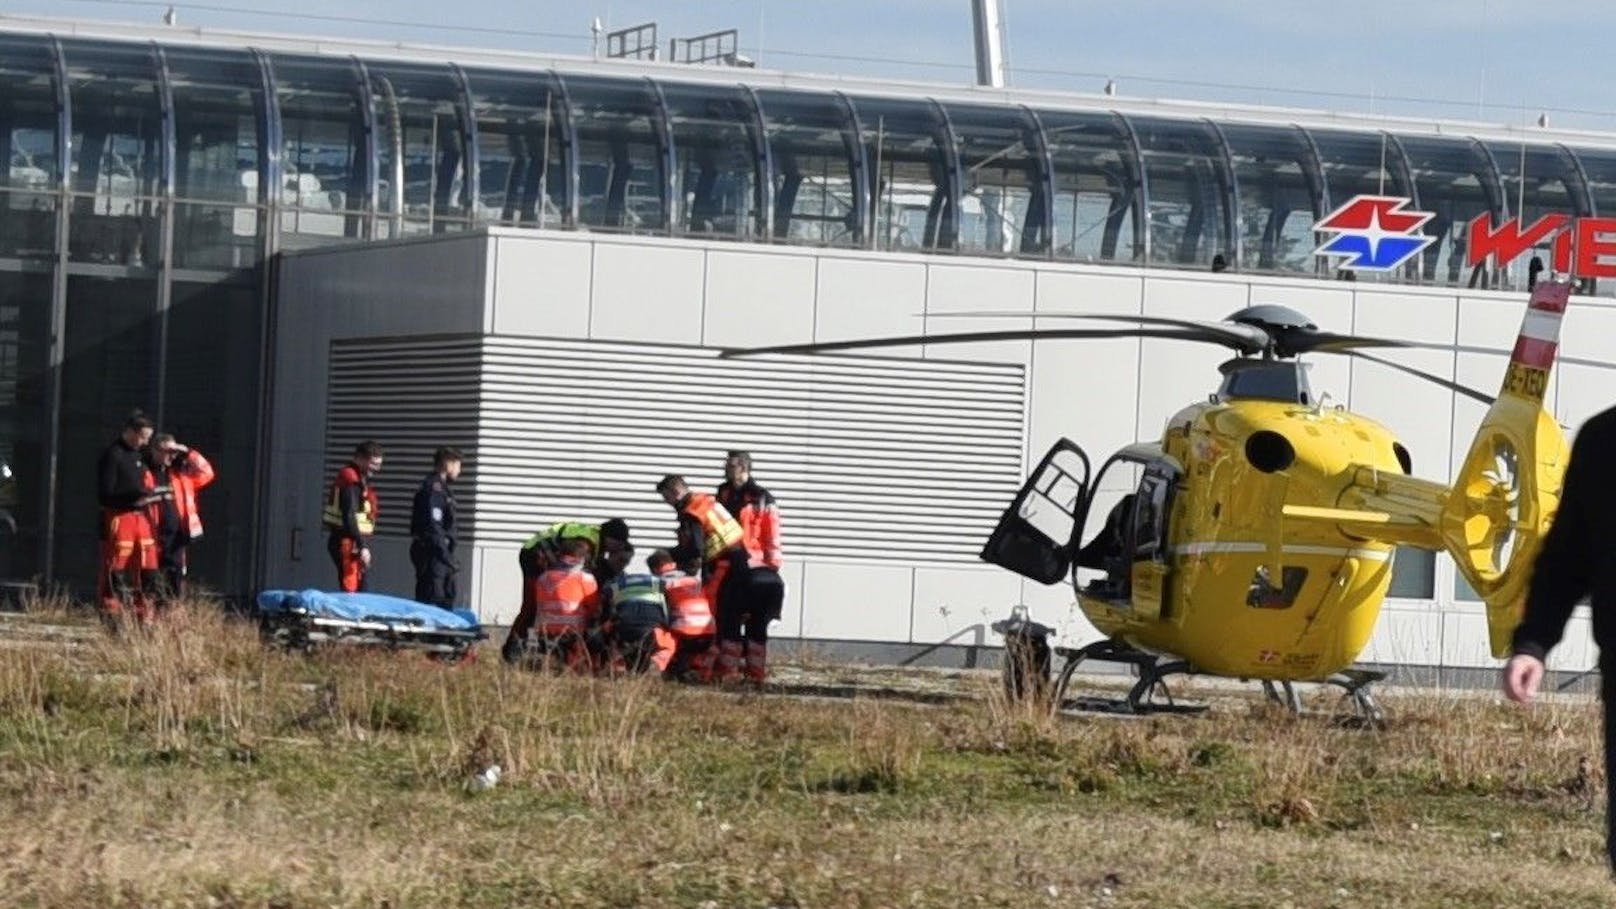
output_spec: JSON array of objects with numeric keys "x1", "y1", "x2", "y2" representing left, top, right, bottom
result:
[{"x1": 4, "y1": 26, "x2": 1616, "y2": 595}]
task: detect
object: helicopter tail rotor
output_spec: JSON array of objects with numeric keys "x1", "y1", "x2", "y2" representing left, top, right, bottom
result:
[{"x1": 1439, "y1": 282, "x2": 1572, "y2": 658}]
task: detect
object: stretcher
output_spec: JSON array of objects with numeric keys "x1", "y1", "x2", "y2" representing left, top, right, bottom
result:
[{"x1": 256, "y1": 589, "x2": 484, "y2": 661}]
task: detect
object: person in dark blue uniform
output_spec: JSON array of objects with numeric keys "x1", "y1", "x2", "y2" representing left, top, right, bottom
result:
[{"x1": 409, "y1": 446, "x2": 463, "y2": 608}]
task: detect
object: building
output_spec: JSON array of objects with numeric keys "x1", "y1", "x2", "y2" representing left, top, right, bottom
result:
[{"x1": 3, "y1": 15, "x2": 1612, "y2": 677}]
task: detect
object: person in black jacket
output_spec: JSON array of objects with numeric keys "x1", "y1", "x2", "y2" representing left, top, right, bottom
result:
[
  {"x1": 1503, "y1": 404, "x2": 1616, "y2": 870},
  {"x1": 96, "y1": 410, "x2": 160, "y2": 620},
  {"x1": 409, "y1": 446, "x2": 462, "y2": 608}
]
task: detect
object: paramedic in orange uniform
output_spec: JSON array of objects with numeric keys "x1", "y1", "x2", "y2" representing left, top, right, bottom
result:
[
  {"x1": 323, "y1": 441, "x2": 383, "y2": 592},
  {"x1": 97, "y1": 410, "x2": 159, "y2": 621},
  {"x1": 716, "y1": 450, "x2": 786, "y2": 683},
  {"x1": 648, "y1": 548, "x2": 717, "y2": 682}
]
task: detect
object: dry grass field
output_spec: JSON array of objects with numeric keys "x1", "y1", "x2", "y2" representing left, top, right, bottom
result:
[{"x1": 0, "y1": 598, "x2": 1611, "y2": 909}]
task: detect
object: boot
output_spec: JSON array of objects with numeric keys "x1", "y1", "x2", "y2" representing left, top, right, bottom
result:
[
  {"x1": 743, "y1": 641, "x2": 768, "y2": 684},
  {"x1": 715, "y1": 640, "x2": 744, "y2": 684},
  {"x1": 686, "y1": 641, "x2": 716, "y2": 684}
]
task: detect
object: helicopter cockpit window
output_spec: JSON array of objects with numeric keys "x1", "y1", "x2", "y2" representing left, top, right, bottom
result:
[
  {"x1": 1130, "y1": 472, "x2": 1173, "y2": 561},
  {"x1": 1247, "y1": 565, "x2": 1308, "y2": 609}
]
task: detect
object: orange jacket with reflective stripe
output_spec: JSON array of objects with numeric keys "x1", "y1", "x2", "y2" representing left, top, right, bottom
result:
[
  {"x1": 322, "y1": 464, "x2": 378, "y2": 538},
  {"x1": 535, "y1": 559, "x2": 601, "y2": 634},
  {"x1": 166, "y1": 449, "x2": 215, "y2": 539},
  {"x1": 655, "y1": 567, "x2": 715, "y2": 637},
  {"x1": 717, "y1": 480, "x2": 783, "y2": 570},
  {"x1": 675, "y1": 492, "x2": 744, "y2": 568}
]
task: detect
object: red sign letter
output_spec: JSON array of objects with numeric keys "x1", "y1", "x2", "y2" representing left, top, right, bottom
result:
[
  {"x1": 1575, "y1": 217, "x2": 1616, "y2": 278},
  {"x1": 1466, "y1": 212, "x2": 1566, "y2": 269}
]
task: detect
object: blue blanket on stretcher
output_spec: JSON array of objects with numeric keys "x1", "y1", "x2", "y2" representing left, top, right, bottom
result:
[{"x1": 256, "y1": 589, "x2": 480, "y2": 632}]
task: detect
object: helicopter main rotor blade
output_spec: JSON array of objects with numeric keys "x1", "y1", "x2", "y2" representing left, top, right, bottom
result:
[
  {"x1": 1393, "y1": 340, "x2": 1615, "y2": 372},
  {"x1": 1342, "y1": 350, "x2": 1496, "y2": 405},
  {"x1": 720, "y1": 326, "x2": 1251, "y2": 358},
  {"x1": 1279, "y1": 330, "x2": 1412, "y2": 356},
  {"x1": 926, "y1": 310, "x2": 1271, "y2": 353}
]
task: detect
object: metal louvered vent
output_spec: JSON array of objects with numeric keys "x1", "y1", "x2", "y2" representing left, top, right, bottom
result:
[
  {"x1": 327, "y1": 335, "x2": 1027, "y2": 564},
  {"x1": 325, "y1": 337, "x2": 484, "y2": 537}
]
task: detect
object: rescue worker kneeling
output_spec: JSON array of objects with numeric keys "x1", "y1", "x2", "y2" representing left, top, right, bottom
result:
[
  {"x1": 505, "y1": 517, "x2": 630, "y2": 663},
  {"x1": 526, "y1": 538, "x2": 604, "y2": 673},
  {"x1": 599, "y1": 551, "x2": 678, "y2": 676},
  {"x1": 648, "y1": 549, "x2": 717, "y2": 683}
]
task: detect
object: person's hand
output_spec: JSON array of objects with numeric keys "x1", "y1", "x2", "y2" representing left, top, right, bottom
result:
[
  {"x1": 359, "y1": 547, "x2": 372, "y2": 568},
  {"x1": 1502, "y1": 653, "x2": 1546, "y2": 704}
]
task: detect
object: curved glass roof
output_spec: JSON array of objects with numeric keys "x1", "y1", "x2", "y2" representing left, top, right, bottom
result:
[{"x1": 1, "y1": 27, "x2": 1612, "y2": 293}]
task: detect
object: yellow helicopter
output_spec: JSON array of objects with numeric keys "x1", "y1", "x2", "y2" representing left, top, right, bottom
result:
[{"x1": 726, "y1": 282, "x2": 1573, "y2": 721}]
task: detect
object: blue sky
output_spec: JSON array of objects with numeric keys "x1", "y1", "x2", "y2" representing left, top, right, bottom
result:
[{"x1": 16, "y1": 0, "x2": 1616, "y2": 132}]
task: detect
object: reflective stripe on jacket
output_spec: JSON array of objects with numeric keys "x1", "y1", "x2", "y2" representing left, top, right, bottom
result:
[
  {"x1": 522, "y1": 521, "x2": 601, "y2": 554},
  {"x1": 608, "y1": 573, "x2": 669, "y2": 628},
  {"x1": 717, "y1": 479, "x2": 783, "y2": 570},
  {"x1": 170, "y1": 449, "x2": 215, "y2": 539},
  {"x1": 321, "y1": 464, "x2": 377, "y2": 536},
  {"x1": 659, "y1": 569, "x2": 716, "y2": 637},
  {"x1": 535, "y1": 560, "x2": 601, "y2": 633},
  {"x1": 682, "y1": 493, "x2": 743, "y2": 563}
]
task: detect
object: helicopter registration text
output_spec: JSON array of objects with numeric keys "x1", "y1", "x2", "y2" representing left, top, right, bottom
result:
[{"x1": 1502, "y1": 363, "x2": 1550, "y2": 402}]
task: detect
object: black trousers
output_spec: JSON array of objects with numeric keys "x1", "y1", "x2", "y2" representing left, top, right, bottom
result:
[
  {"x1": 717, "y1": 564, "x2": 784, "y2": 645},
  {"x1": 410, "y1": 540, "x2": 456, "y2": 607},
  {"x1": 156, "y1": 527, "x2": 190, "y2": 600},
  {"x1": 1604, "y1": 676, "x2": 1616, "y2": 872}
]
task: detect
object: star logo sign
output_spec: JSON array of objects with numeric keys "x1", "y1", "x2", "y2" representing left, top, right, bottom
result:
[{"x1": 1313, "y1": 195, "x2": 1436, "y2": 272}]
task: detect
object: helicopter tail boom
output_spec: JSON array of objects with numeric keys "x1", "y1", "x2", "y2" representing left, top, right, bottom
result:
[
  {"x1": 1297, "y1": 283, "x2": 1570, "y2": 659},
  {"x1": 1281, "y1": 501, "x2": 1443, "y2": 550}
]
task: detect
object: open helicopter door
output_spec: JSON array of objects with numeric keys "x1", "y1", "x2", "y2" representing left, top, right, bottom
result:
[{"x1": 979, "y1": 439, "x2": 1091, "y2": 584}]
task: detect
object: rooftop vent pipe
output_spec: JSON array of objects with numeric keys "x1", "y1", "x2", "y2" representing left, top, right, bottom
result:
[{"x1": 971, "y1": 0, "x2": 1007, "y2": 88}]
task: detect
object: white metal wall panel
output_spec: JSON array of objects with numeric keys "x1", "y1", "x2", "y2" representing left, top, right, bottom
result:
[
  {"x1": 589, "y1": 244, "x2": 705, "y2": 344},
  {"x1": 1357, "y1": 606, "x2": 1443, "y2": 667},
  {"x1": 491, "y1": 236, "x2": 593, "y2": 338},
  {"x1": 1558, "y1": 362, "x2": 1615, "y2": 433},
  {"x1": 1030, "y1": 271, "x2": 1145, "y2": 461},
  {"x1": 472, "y1": 336, "x2": 1027, "y2": 563},
  {"x1": 703, "y1": 250, "x2": 817, "y2": 349},
  {"x1": 799, "y1": 562, "x2": 914, "y2": 642},
  {"x1": 324, "y1": 337, "x2": 485, "y2": 538},
  {"x1": 1350, "y1": 293, "x2": 1458, "y2": 478},
  {"x1": 814, "y1": 257, "x2": 928, "y2": 357},
  {"x1": 911, "y1": 566, "x2": 1022, "y2": 646},
  {"x1": 923, "y1": 263, "x2": 1035, "y2": 365}
]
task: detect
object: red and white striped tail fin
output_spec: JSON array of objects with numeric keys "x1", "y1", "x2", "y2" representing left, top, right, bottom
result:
[{"x1": 1499, "y1": 281, "x2": 1570, "y2": 403}]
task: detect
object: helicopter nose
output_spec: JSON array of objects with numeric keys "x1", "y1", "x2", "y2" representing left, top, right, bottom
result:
[{"x1": 1245, "y1": 430, "x2": 1296, "y2": 473}]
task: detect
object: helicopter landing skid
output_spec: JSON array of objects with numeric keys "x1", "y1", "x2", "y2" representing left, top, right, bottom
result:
[
  {"x1": 1050, "y1": 640, "x2": 1208, "y2": 716},
  {"x1": 1260, "y1": 668, "x2": 1386, "y2": 728}
]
